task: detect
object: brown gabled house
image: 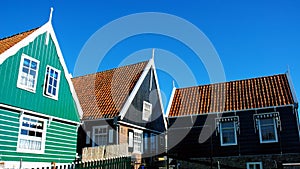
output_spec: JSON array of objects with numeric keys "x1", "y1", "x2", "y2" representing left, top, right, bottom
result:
[
  {"x1": 72, "y1": 59, "x2": 167, "y2": 168},
  {"x1": 167, "y1": 73, "x2": 300, "y2": 169}
]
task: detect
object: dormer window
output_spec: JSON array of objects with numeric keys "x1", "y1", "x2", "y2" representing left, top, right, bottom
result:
[
  {"x1": 44, "y1": 66, "x2": 60, "y2": 100},
  {"x1": 142, "y1": 101, "x2": 152, "y2": 121},
  {"x1": 17, "y1": 54, "x2": 40, "y2": 92}
]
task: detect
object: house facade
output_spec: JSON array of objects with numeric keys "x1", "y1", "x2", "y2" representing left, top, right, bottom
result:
[
  {"x1": 0, "y1": 15, "x2": 82, "y2": 168},
  {"x1": 167, "y1": 73, "x2": 300, "y2": 169},
  {"x1": 72, "y1": 59, "x2": 167, "y2": 167}
]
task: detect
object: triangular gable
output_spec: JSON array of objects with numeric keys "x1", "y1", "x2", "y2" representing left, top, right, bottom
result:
[
  {"x1": 0, "y1": 20, "x2": 83, "y2": 121},
  {"x1": 119, "y1": 58, "x2": 168, "y2": 130}
]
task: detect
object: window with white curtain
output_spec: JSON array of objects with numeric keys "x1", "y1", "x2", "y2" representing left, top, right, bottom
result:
[
  {"x1": 93, "y1": 126, "x2": 107, "y2": 146},
  {"x1": 17, "y1": 114, "x2": 47, "y2": 154},
  {"x1": 133, "y1": 130, "x2": 143, "y2": 153},
  {"x1": 17, "y1": 54, "x2": 40, "y2": 92}
]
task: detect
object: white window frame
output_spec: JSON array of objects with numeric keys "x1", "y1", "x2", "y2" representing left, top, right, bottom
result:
[
  {"x1": 133, "y1": 129, "x2": 143, "y2": 153},
  {"x1": 247, "y1": 162, "x2": 263, "y2": 169},
  {"x1": 220, "y1": 121, "x2": 238, "y2": 146},
  {"x1": 17, "y1": 54, "x2": 40, "y2": 92},
  {"x1": 258, "y1": 118, "x2": 278, "y2": 143},
  {"x1": 92, "y1": 126, "x2": 108, "y2": 147},
  {"x1": 128, "y1": 131, "x2": 134, "y2": 148},
  {"x1": 43, "y1": 65, "x2": 61, "y2": 100},
  {"x1": 17, "y1": 114, "x2": 47, "y2": 154},
  {"x1": 109, "y1": 129, "x2": 114, "y2": 144},
  {"x1": 142, "y1": 101, "x2": 152, "y2": 121}
]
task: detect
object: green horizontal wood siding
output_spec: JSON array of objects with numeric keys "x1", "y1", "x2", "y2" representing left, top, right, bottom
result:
[
  {"x1": 0, "y1": 32, "x2": 79, "y2": 122},
  {"x1": 0, "y1": 109, "x2": 78, "y2": 163}
]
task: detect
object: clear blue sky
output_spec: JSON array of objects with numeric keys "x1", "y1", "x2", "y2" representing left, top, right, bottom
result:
[{"x1": 1, "y1": 1, "x2": 300, "y2": 110}]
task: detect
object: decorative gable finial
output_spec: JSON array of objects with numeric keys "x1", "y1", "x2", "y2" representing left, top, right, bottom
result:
[
  {"x1": 48, "y1": 7, "x2": 54, "y2": 23},
  {"x1": 152, "y1": 48, "x2": 155, "y2": 60}
]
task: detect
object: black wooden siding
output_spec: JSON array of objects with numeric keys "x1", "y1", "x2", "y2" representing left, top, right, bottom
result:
[
  {"x1": 123, "y1": 70, "x2": 165, "y2": 133},
  {"x1": 168, "y1": 105, "x2": 300, "y2": 158}
]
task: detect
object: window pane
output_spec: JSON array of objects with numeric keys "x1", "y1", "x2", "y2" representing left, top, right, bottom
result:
[
  {"x1": 222, "y1": 121, "x2": 234, "y2": 128},
  {"x1": 22, "y1": 67, "x2": 29, "y2": 74},
  {"x1": 49, "y1": 77, "x2": 53, "y2": 85},
  {"x1": 261, "y1": 125, "x2": 276, "y2": 141},
  {"x1": 23, "y1": 59, "x2": 30, "y2": 67},
  {"x1": 53, "y1": 88, "x2": 56, "y2": 95},
  {"x1": 260, "y1": 118, "x2": 273, "y2": 125},
  {"x1": 222, "y1": 128, "x2": 235, "y2": 144},
  {"x1": 21, "y1": 129, "x2": 28, "y2": 135},
  {"x1": 31, "y1": 61, "x2": 37, "y2": 69},
  {"x1": 53, "y1": 79, "x2": 57, "y2": 87}
]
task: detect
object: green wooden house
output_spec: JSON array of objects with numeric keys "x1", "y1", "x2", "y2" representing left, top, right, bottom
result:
[{"x1": 0, "y1": 11, "x2": 82, "y2": 168}]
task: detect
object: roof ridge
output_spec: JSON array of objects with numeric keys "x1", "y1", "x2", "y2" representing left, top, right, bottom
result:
[
  {"x1": 0, "y1": 27, "x2": 39, "y2": 41},
  {"x1": 176, "y1": 73, "x2": 286, "y2": 90},
  {"x1": 72, "y1": 60, "x2": 149, "y2": 79}
]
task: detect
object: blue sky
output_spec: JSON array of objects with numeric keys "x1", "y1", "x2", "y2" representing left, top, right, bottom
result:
[{"x1": 1, "y1": 1, "x2": 300, "y2": 110}]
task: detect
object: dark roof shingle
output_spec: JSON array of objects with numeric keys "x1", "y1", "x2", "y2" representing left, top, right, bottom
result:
[
  {"x1": 168, "y1": 74, "x2": 294, "y2": 117},
  {"x1": 72, "y1": 61, "x2": 148, "y2": 120},
  {"x1": 0, "y1": 28, "x2": 38, "y2": 55}
]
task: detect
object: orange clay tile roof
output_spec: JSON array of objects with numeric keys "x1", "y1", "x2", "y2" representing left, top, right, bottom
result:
[
  {"x1": 72, "y1": 61, "x2": 148, "y2": 120},
  {"x1": 0, "y1": 28, "x2": 38, "y2": 55},
  {"x1": 168, "y1": 74, "x2": 294, "y2": 117}
]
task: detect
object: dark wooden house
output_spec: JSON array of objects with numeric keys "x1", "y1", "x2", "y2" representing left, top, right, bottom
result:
[
  {"x1": 72, "y1": 59, "x2": 167, "y2": 167},
  {"x1": 167, "y1": 73, "x2": 300, "y2": 169}
]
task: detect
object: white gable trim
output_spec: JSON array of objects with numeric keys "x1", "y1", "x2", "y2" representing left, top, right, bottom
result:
[
  {"x1": 119, "y1": 60, "x2": 152, "y2": 120},
  {"x1": 286, "y1": 71, "x2": 298, "y2": 104},
  {"x1": 0, "y1": 21, "x2": 83, "y2": 119},
  {"x1": 119, "y1": 59, "x2": 167, "y2": 130},
  {"x1": 151, "y1": 58, "x2": 168, "y2": 130},
  {"x1": 166, "y1": 85, "x2": 176, "y2": 117}
]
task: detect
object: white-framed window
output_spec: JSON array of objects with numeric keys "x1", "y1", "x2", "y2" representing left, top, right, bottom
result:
[
  {"x1": 86, "y1": 131, "x2": 91, "y2": 144},
  {"x1": 128, "y1": 131, "x2": 134, "y2": 148},
  {"x1": 43, "y1": 66, "x2": 60, "y2": 100},
  {"x1": 150, "y1": 133, "x2": 157, "y2": 153},
  {"x1": 17, "y1": 114, "x2": 47, "y2": 154},
  {"x1": 92, "y1": 126, "x2": 107, "y2": 147},
  {"x1": 220, "y1": 121, "x2": 237, "y2": 146},
  {"x1": 258, "y1": 118, "x2": 278, "y2": 143},
  {"x1": 133, "y1": 130, "x2": 143, "y2": 153},
  {"x1": 109, "y1": 129, "x2": 114, "y2": 143},
  {"x1": 17, "y1": 54, "x2": 40, "y2": 92},
  {"x1": 142, "y1": 101, "x2": 152, "y2": 121},
  {"x1": 247, "y1": 162, "x2": 263, "y2": 169},
  {"x1": 216, "y1": 116, "x2": 239, "y2": 146}
]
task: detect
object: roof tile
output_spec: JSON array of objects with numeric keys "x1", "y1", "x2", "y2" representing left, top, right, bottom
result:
[
  {"x1": 168, "y1": 74, "x2": 295, "y2": 117},
  {"x1": 72, "y1": 61, "x2": 148, "y2": 120},
  {"x1": 0, "y1": 28, "x2": 38, "y2": 55}
]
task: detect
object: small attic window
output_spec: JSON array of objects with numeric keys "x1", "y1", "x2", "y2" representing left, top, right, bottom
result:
[
  {"x1": 43, "y1": 66, "x2": 60, "y2": 100},
  {"x1": 17, "y1": 54, "x2": 40, "y2": 92},
  {"x1": 142, "y1": 101, "x2": 152, "y2": 121}
]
